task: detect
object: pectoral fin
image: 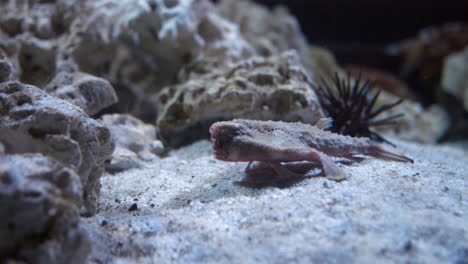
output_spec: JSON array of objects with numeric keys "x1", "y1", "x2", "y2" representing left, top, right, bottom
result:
[
  {"x1": 315, "y1": 117, "x2": 333, "y2": 130},
  {"x1": 309, "y1": 151, "x2": 347, "y2": 181},
  {"x1": 268, "y1": 161, "x2": 304, "y2": 178}
]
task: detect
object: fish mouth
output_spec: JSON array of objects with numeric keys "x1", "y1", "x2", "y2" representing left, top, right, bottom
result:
[{"x1": 209, "y1": 123, "x2": 228, "y2": 161}]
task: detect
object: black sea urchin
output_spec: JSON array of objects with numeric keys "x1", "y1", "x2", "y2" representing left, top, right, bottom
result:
[{"x1": 311, "y1": 72, "x2": 404, "y2": 146}]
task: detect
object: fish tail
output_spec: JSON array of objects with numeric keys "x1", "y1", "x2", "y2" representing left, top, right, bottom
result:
[{"x1": 368, "y1": 143, "x2": 414, "y2": 163}]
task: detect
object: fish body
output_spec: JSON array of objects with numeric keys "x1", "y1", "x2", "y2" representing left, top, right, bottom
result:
[{"x1": 210, "y1": 119, "x2": 413, "y2": 180}]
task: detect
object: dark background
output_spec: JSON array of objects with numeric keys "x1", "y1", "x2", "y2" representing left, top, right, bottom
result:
[
  {"x1": 255, "y1": 0, "x2": 467, "y2": 42},
  {"x1": 251, "y1": 0, "x2": 468, "y2": 67}
]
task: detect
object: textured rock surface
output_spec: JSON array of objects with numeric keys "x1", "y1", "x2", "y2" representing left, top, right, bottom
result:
[
  {"x1": 374, "y1": 91, "x2": 450, "y2": 144},
  {"x1": 0, "y1": 80, "x2": 115, "y2": 215},
  {"x1": 69, "y1": 0, "x2": 253, "y2": 119},
  {"x1": 0, "y1": 154, "x2": 89, "y2": 264},
  {"x1": 442, "y1": 46, "x2": 468, "y2": 111},
  {"x1": 84, "y1": 139, "x2": 468, "y2": 263},
  {"x1": 0, "y1": 0, "x2": 76, "y2": 39},
  {"x1": 218, "y1": 0, "x2": 308, "y2": 58},
  {"x1": 0, "y1": 0, "x2": 76, "y2": 86},
  {"x1": 157, "y1": 50, "x2": 324, "y2": 146},
  {"x1": 0, "y1": 0, "x2": 254, "y2": 119},
  {"x1": 101, "y1": 114, "x2": 164, "y2": 172},
  {"x1": 0, "y1": 33, "x2": 58, "y2": 88},
  {"x1": 45, "y1": 70, "x2": 118, "y2": 116},
  {"x1": 0, "y1": 48, "x2": 13, "y2": 82}
]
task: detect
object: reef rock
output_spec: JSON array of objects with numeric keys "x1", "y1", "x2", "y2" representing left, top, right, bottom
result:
[
  {"x1": 218, "y1": 0, "x2": 308, "y2": 58},
  {"x1": 0, "y1": 0, "x2": 76, "y2": 40},
  {"x1": 157, "y1": 50, "x2": 324, "y2": 146},
  {"x1": 374, "y1": 92, "x2": 450, "y2": 144},
  {"x1": 305, "y1": 46, "x2": 345, "y2": 80},
  {"x1": 101, "y1": 114, "x2": 164, "y2": 173},
  {"x1": 0, "y1": 48, "x2": 13, "y2": 82},
  {"x1": 0, "y1": 80, "x2": 115, "y2": 215},
  {"x1": 67, "y1": 0, "x2": 253, "y2": 119},
  {"x1": 0, "y1": 154, "x2": 90, "y2": 264},
  {"x1": 45, "y1": 70, "x2": 118, "y2": 116},
  {"x1": 0, "y1": 0, "x2": 254, "y2": 120},
  {"x1": 442, "y1": 46, "x2": 468, "y2": 111}
]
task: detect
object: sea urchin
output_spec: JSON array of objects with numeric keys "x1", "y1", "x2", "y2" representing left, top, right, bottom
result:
[{"x1": 311, "y1": 72, "x2": 404, "y2": 146}]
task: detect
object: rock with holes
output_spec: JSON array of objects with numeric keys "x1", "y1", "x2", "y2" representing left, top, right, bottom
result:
[
  {"x1": 101, "y1": 114, "x2": 164, "y2": 173},
  {"x1": 0, "y1": 0, "x2": 78, "y2": 88},
  {"x1": 218, "y1": 0, "x2": 308, "y2": 58},
  {"x1": 0, "y1": 32, "x2": 59, "y2": 88},
  {"x1": 0, "y1": 0, "x2": 255, "y2": 120},
  {"x1": 0, "y1": 80, "x2": 115, "y2": 216},
  {"x1": 0, "y1": 154, "x2": 90, "y2": 264},
  {"x1": 0, "y1": 48, "x2": 13, "y2": 82},
  {"x1": 45, "y1": 71, "x2": 118, "y2": 116},
  {"x1": 0, "y1": 0, "x2": 77, "y2": 40},
  {"x1": 67, "y1": 0, "x2": 254, "y2": 119},
  {"x1": 156, "y1": 50, "x2": 324, "y2": 146}
]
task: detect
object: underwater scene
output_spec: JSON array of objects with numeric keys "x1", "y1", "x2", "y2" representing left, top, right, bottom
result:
[{"x1": 0, "y1": 0, "x2": 466, "y2": 263}]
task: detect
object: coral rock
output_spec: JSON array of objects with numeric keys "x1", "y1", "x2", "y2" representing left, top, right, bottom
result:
[
  {"x1": 69, "y1": 0, "x2": 253, "y2": 119},
  {"x1": 156, "y1": 51, "x2": 324, "y2": 146},
  {"x1": 219, "y1": 0, "x2": 308, "y2": 58},
  {"x1": 374, "y1": 92, "x2": 450, "y2": 144},
  {"x1": 0, "y1": 48, "x2": 13, "y2": 82},
  {"x1": 0, "y1": 0, "x2": 255, "y2": 120},
  {"x1": 0, "y1": 154, "x2": 90, "y2": 264},
  {"x1": 45, "y1": 71, "x2": 118, "y2": 115},
  {"x1": 101, "y1": 114, "x2": 164, "y2": 172},
  {"x1": 389, "y1": 23, "x2": 468, "y2": 79},
  {"x1": 0, "y1": 81, "x2": 115, "y2": 215},
  {"x1": 442, "y1": 46, "x2": 468, "y2": 111}
]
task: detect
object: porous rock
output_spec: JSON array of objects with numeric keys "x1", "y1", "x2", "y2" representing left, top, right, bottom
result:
[
  {"x1": 0, "y1": 154, "x2": 89, "y2": 264},
  {"x1": 0, "y1": 80, "x2": 115, "y2": 215},
  {"x1": 374, "y1": 91, "x2": 450, "y2": 144},
  {"x1": 0, "y1": 48, "x2": 13, "y2": 82},
  {"x1": 156, "y1": 50, "x2": 324, "y2": 146},
  {"x1": 0, "y1": 0, "x2": 254, "y2": 120},
  {"x1": 442, "y1": 46, "x2": 468, "y2": 111},
  {"x1": 45, "y1": 70, "x2": 118, "y2": 116},
  {"x1": 0, "y1": 33, "x2": 58, "y2": 88},
  {"x1": 101, "y1": 114, "x2": 164, "y2": 173},
  {"x1": 0, "y1": 0, "x2": 77, "y2": 39},
  {"x1": 68, "y1": 0, "x2": 253, "y2": 119},
  {"x1": 0, "y1": 0, "x2": 77, "y2": 88},
  {"x1": 219, "y1": 0, "x2": 308, "y2": 57}
]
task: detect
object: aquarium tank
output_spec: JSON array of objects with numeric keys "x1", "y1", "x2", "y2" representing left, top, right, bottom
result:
[{"x1": 0, "y1": 0, "x2": 466, "y2": 263}]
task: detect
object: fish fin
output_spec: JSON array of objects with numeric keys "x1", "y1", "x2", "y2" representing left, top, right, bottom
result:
[
  {"x1": 369, "y1": 144, "x2": 414, "y2": 163},
  {"x1": 307, "y1": 150, "x2": 347, "y2": 181},
  {"x1": 315, "y1": 117, "x2": 333, "y2": 130},
  {"x1": 268, "y1": 162, "x2": 304, "y2": 178}
]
